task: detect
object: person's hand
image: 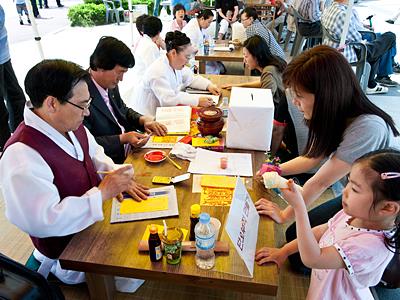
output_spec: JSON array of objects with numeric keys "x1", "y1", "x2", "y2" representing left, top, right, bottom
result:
[
  {"x1": 255, "y1": 247, "x2": 287, "y2": 268},
  {"x1": 198, "y1": 97, "x2": 214, "y2": 107},
  {"x1": 221, "y1": 83, "x2": 233, "y2": 90},
  {"x1": 120, "y1": 131, "x2": 150, "y2": 147},
  {"x1": 124, "y1": 180, "x2": 150, "y2": 202},
  {"x1": 255, "y1": 198, "x2": 286, "y2": 224},
  {"x1": 98, "y1": 165, "x2": 133, "y2": 201},
  {"x1": 231, "y1": 16, "x2": 237, "y2": 23},
  {"x1": 280, "y1": 179, "x2": 305, "y2": 209},
  {"x1": 207, "y1": 84, "x2": 221, "y2": 95},
  {"x1": 144, "y1": 120, "x2": 168, "y2": 136}
]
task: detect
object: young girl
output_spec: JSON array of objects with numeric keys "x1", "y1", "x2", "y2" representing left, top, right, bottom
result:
[{"x1": 256, "y1": 149, "x2": 400, "y2": 299}]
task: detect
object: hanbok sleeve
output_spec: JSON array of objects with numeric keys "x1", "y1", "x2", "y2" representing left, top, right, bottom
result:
[{"x1": 0, "y1": 142, "x2": 104, "y2": 238}]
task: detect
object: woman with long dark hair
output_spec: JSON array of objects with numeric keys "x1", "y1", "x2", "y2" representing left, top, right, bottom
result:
[
  {"x1": 222, "y1": 35, "x2": 287, "y2": 105},
  {"x1": 255, "y1": 45, "x2": 400, "y2": 273}
]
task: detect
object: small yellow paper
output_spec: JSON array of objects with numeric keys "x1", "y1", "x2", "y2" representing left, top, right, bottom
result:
[
  {"x1": 120, "y1": 196, "x2": 169, "y2": 214},
  {"x1": 192, "y1": 137, "x2": 221, "y2": 147},
  {"x1": 200, "y1": 175, "x2": 237, "y2": 188},
  {"x1": 141, "y1": 224, "x2": 188, "y2": 241},
  {"x1": 152, "y1": 136, "x2": 180, "y2": 143}
]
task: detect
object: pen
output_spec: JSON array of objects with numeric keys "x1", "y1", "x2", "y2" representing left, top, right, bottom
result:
[
  {"x1": 97, "y1": 170, "x2": 112, "y2": 174},
  {"x1": 149, "y1": 191, "x2": 169, "y2": 197},
  {"x1": 166, "y1": 155, "x2": 182, "y2": 170}
]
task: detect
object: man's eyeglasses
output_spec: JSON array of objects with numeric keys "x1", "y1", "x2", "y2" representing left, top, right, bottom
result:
[
  {"x1": 65, "y1": 97, "x2": 92, "y2": 111},
  {"x1": 241, "y1": 17, "x2": 250, "y2": 22}
]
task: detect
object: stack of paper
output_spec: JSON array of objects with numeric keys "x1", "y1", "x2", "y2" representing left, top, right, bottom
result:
[
  {"x1": 200, "y1": 175, "x2": 238, "y2": 206},
  {"x1": 156, "y1": 106, "x2": 192, "y2": 135}
]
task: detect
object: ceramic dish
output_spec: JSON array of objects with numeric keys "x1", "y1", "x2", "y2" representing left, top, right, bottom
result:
[{"x1": 144, "y1": 150, "x2": 167, "y2": 163}]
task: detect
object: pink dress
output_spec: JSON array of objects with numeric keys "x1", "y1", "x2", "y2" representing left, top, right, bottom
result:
[{"x1": 307, "y1": 210, "x2": 394, "y2": 300}]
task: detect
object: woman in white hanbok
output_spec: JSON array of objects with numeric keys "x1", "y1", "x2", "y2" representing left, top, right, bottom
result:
[
  {"x1": 183, "y1": 9, "x2": 222, "y2": 74},
  {"x1": 132, "y1": 31, "x2": 221, "y2": 116}
]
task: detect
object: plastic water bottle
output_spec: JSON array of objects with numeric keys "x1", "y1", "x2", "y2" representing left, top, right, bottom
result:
[{"x1": 195, "y1": 213, "x2": 215, "y2": 270}]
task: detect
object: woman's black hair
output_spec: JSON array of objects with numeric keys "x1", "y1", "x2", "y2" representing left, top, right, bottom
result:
[
  {"x1": 355, "y1": 149, "x2": 400, "y2": 253},
  {"x1": 25, "y1": 59, "x2": 89, "y2": 108},
  {"x1": 165, "y1": 30, "x2": 191, "y2": 53},
  {"x1": 142, "y1": 16, "x2": 162, "y2": 38},
  {"x1": 283, "y1": 45, "x2": 399, "y2": 158},
  {"x1": 243, "y1": 35, "x2": 286, "y2": 73},
  {"x1": 241, "y1": 7, "x2": 258, "y2": 21},
  {"x1": 173, "y1": 3, "x2": 186, "y2": 18},
  {"x1": 136, "y1": 14, "x2": 148, "y2": 35},
  {"x1": 197, "y1": 9, "x2": 214, "y2": 20}
]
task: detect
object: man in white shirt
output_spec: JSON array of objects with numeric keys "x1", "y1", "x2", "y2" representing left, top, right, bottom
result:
[{"x1": 0, "y1": 59, "x2": 147, "y2": 285}]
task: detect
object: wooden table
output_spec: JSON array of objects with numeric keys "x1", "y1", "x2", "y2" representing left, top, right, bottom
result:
[
  {"x1": 195, "y1": 45, "x2": 251, "y2": 76},
  {"x1": 59, "y1": 75, "x2": 278, "y2": 300}
]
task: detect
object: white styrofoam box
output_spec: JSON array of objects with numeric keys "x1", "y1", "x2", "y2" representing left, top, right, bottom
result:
[{"x1": 226, "y1": 87, "x2": 274, "y2": 151}]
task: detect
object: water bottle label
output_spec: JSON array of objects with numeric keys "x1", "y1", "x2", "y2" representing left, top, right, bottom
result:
[{"x1": 195, "y1": 234, "x2": 215, "y2": 250}]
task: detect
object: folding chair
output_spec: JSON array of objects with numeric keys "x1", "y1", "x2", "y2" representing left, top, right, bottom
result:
[
  {"x1": 103, "y1": 0, "x2": 124, "y2": 25},
  {"x1": 322, "y1": 25, "x2": 376, "y2": 92},
  {"x1": 0, "y1": 253, "x2": 65, "y2": 300},
  {"x1": 291, "y1": 7, "x2": 322, "y2": 57}
]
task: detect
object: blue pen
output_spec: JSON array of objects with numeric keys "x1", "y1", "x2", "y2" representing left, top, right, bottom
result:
[{"x1": 149, "y1": 191, "x2": 169, "y2": 197}]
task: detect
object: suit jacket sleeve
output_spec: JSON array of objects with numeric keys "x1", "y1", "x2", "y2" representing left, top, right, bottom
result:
[{"x1": 111, "y1": 87, "x2": 145, "y2": 132}]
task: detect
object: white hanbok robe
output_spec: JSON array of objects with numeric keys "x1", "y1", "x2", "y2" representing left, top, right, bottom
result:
[
  {"x1": 132, "y1": 54, "x2": 212, "y2": 116},
  {"x1": 132, "y1": 34, "x2": 161, "y2": 83},
  {"x1": 182, "y1": 18, "x2": 220, "y2": 74},
  {"x1": 0, "y1": 105, "x2": 120, "y2": 284}
]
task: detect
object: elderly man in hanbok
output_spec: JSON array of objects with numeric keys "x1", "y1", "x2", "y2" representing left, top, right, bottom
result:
[{"x1": 0, "y1": 59, "x2": 146, "y2": 292}]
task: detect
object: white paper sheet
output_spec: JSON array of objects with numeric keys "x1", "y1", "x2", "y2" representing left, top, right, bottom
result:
[{"x1": 188, "y1": 149, "x2": 253, "y2": 177}]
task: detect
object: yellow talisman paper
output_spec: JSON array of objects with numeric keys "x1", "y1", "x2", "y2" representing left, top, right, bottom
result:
[
  {"x1": 152, "y1": 136, "x2": 180, "y2": 143},
  {"x1": 200, "y1": 175, "x2": 237, "y2": 188},
  {"x1": 192, "y1": 137, "x2": 221, "y2": 147},
  {"x1": 141, "y1": 225, "x2": 188, "y2": 241},
  {"x1": 199, "y1": 176, "x2": 246, "y2": 206},
  {"x1": 200, "y1": 186, "x2": 234, "y2": 206},
  {"x1": 120, "y1": 196, "x2": 169, "y2": 214}
]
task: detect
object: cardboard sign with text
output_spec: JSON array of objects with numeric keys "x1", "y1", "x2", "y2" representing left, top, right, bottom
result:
[{"x1": 225, "y1": 177, "x2": 260, "y2": 277}]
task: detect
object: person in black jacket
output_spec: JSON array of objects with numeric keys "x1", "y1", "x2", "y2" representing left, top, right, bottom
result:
[{"x1": 84, "y1": 36, "x2": 167, "y2": 164}]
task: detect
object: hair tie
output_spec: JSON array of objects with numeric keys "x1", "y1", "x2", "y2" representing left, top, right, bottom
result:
[{"x1": 381, "y1": 172, "x2": 400, "y2": 180}]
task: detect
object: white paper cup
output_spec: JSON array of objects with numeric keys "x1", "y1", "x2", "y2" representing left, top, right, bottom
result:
[{"x1": 210, "y1": 217, "x2": 221, "y2": 241}]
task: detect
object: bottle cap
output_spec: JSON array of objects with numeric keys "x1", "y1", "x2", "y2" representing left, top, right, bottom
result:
[
  {"x1": 199, "y1": 212, "x2": 210, "y2": 224},
  {"x1": 191, "y1": 204, "x2": 201, "y2": 216},
  {"x1": 149, "y1": 224, "x2": 158, "y2": 234}
]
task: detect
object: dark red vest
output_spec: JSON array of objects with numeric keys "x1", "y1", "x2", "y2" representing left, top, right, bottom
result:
[{"x1": 3, "y1": 123, "x2": 101, "y2": 259}]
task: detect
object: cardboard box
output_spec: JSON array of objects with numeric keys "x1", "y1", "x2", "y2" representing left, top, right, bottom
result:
[{"x1": 226, "y1": 87, "x2": 274, "y2": 151}]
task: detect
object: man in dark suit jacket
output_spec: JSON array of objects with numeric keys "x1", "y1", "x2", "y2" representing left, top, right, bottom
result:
[{"x1": 84, "y1": 36, "x2": 167, "y2": 164}]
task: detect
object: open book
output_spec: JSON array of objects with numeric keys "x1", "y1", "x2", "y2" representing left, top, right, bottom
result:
[{"x1": 155, "y1": 106, "x2": 192, "y2": 135}]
